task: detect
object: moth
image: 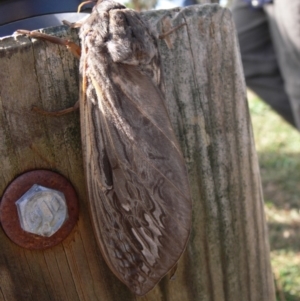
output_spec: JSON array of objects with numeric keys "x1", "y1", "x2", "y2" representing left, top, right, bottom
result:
[{"x1": 18, "y1": 0, "x2": 192, "y2": 296}]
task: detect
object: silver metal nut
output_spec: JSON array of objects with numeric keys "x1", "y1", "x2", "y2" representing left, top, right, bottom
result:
[{"x1": 16, "y1": 184, "x2": 68, "y2": 237}]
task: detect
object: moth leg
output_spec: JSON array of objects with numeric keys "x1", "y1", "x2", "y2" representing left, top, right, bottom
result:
[
  {"x1": 17, "y1": 30, "x2": 81, "y2": 116},
  {"x1": 169, "y1": 263, "x2": 178, "y2": 280},
  {"x1": 32, "y1": 100, "x2": 79, "y2": 116},
  {"x1": 16, "y1": 30, "x2": 81, "y2": 58},
  {"x1": 159, "y1": 23, "x2": 187, "y2": 39}
]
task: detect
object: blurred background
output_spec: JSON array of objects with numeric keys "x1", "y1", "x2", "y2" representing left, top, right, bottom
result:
[
  {"x1": 0, "y1": 0, "x2": 299, "y2": 300},
  {"x1": 248, "y1": 91, "x2": 300, "y2": 301}
]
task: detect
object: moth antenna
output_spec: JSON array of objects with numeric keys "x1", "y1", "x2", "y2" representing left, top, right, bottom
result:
[
  {"x1": 63, "y1": 19, "x2": 84, "y2": 29},
  {"x1": 77, "y1": 0, "x2": 96, "y2": 13}
]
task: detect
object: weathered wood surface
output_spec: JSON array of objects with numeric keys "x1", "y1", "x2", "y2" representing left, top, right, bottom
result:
[{"x1": 0, "y1": 4, "x2": 275, "y2": 301}]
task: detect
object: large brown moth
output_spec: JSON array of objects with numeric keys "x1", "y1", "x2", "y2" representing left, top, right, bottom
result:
[{"x1": 18, "y1": 0, "x2": 192, "y2": 295}]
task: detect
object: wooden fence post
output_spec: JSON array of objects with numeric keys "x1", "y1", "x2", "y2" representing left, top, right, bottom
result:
[{"x1": 0, "y1": 4, "x2": 275, "y2": 301}]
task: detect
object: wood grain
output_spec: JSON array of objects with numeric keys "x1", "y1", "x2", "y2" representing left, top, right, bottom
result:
[{"x1": 0, "y1": 4, "x2": 275, "y2": 301}]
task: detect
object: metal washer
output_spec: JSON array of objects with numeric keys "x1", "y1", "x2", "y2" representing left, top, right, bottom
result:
[{"x1": 0, "y1": 170, "x2": 79, "y2": 250}]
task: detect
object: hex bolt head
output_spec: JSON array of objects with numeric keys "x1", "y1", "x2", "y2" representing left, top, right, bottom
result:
[
  {"x1": 0, "y1": 170, "x2": 79, "y2": 250},
  {"x1": 16, "y1": 184, "x2": 68, "y2": 237}
]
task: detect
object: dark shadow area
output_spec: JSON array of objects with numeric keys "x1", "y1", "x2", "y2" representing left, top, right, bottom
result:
[
  {"x1": 258, "y1": 151, "x2": 300, "y2": 210},
  {"x1": 268, "y1": 222, "x2": 300, "y2": 252}
]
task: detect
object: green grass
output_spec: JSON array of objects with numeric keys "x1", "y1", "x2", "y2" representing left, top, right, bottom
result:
[{"x1": 248, "y1": 91, "x2": 300, "y2": 301}]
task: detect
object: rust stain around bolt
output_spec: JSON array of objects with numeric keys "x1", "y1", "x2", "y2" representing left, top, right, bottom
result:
[{"x1": 0, "y1": 170, "x2": 79, "y2": 250}]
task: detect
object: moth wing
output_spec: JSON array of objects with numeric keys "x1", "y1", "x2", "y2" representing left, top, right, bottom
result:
[{"x1": 81, "y1": 62, "x2": 192, "y2": 296}]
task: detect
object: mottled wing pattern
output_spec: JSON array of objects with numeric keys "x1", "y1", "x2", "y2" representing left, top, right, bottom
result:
[{"x1": 79, "y1": 1, "x2": 192, "y2": 295}]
